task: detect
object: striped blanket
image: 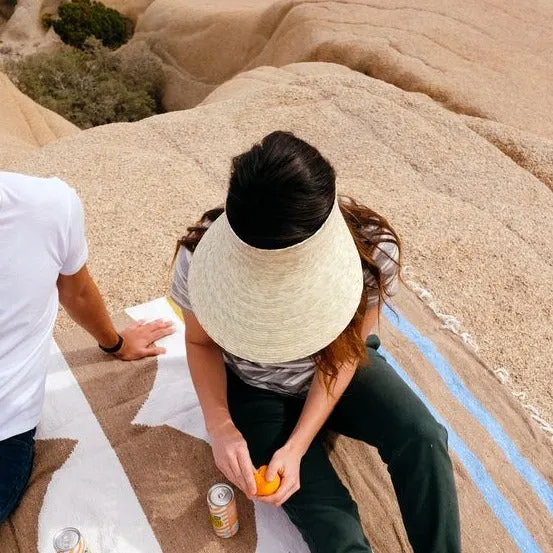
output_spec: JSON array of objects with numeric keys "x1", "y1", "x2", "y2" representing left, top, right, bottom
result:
[{"x1": 1, "y1": 289, "x2": 551, "y2": 552}]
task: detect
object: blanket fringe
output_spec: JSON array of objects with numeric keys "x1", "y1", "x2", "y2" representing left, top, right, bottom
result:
[{"x1": 402, "y1": 266, "x2": 553, "y2": 442}]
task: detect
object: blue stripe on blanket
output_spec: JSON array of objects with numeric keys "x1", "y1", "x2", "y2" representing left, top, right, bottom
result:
[
  {"x1": 384, "y1": 305, "x2": 552, "y2": 515},
  {"x1": 382, "y1": 347, "x2": 543, "y2": 553}
]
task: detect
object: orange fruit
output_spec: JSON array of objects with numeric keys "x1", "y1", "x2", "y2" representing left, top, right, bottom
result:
[{"x1": 254, "y1": 465, "x2": 281, "y2": 496}]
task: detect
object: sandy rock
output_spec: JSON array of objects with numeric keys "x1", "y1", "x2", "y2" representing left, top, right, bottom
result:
[
  {"x1": 463, "y1": 116, "x2": 553, "y2": 193},
  {"x1": 2, "y1": 0, "x2": 47, "y2": 44},
  {"x1": 5, "y1": 0, "x2": 552, "y2": 138},
  {"x1": 102, "y1": 0, "x2": 155, "y2": 22},
  {"x1": 0, "y1": 0, "x2": 62, "y2": 55},
  {"x1": 125, "y1": 0, "x2": 553, "y2": 139},
  {"x1": 0, "y1": 71, "x2": 79, "y2": 167},
  {"x1": 7, "y1": 62, "x2": 553, "y2": 422}
]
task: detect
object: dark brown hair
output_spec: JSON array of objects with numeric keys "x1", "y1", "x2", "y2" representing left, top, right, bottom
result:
[{"x1": 176, "y1": 131, "x2": 401, "y2": 392}]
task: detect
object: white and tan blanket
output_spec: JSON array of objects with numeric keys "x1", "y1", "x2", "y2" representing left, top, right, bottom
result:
[{"x1": 1, "y1": 289, "x2": 552, "y2": 553}]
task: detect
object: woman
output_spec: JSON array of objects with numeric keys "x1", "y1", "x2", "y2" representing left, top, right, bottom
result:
[{"x1": 170, "y1": 131, "x2": 461, "y2": 553}]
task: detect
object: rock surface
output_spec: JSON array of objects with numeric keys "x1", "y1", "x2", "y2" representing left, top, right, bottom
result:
[
  {"x1": 0, "y1": 71, "x2": 78, "y2": 166},
  {"x1": 0, "y1": 0, "x2": 60, "y2": 54},
  {"x1": 4, "y1": 0, "x2": 552, "y2": 136},
  {"x1": 124, "y1": 0, "x2": 553, "y2": 140}
]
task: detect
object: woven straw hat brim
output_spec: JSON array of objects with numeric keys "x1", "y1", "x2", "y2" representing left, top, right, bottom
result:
[{"x1": 188, "y1": 201, "x2": 363, "y2": 363}]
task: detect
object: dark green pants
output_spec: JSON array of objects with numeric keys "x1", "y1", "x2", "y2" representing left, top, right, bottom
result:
[{"x1": 227, "y1": 335, "x2": 461, "y2": 553}]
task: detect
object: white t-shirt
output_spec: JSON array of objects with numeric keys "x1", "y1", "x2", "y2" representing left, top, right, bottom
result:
[{"x1": 0, "y1": 172, "x2": 88, "y2": 441}]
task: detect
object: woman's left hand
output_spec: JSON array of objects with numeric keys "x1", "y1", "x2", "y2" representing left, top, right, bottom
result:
[{"x1": 256, "y1": 442, "x2": 303, "y2": 506}]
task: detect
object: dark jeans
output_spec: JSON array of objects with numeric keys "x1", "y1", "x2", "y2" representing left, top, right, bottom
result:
[
  {"x1": 0, "y1": 428, "x2": 35, "y2": 524},
  {"x1": 227, "y1": 335, "x2": 461, "y2": 553}
]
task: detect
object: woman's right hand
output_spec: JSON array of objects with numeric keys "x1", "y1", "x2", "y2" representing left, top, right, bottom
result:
[{"x1": 210, "y1": 419, "x2": 257, "y2": 499}]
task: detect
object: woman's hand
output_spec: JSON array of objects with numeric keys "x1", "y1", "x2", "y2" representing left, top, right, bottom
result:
[
  {"x1": 257, "y1": 442, "x2": 302, "y2": 506},
  {"x1": 210, "y1": 420, "x2": 257, "y2": 499}
]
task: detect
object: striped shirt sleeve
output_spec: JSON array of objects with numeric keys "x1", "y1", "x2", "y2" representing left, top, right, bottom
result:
[
  {"x1": 170, "y1": 246, "x2": 193, "y2": 312},
  {"x1": 364, "y1": 238, "x2": 400, "y2": 307}
]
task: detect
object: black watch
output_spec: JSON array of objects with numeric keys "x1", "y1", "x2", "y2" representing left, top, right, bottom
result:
[{"x1": 99, "y1": 334, "x2": 124, "y2": 354}]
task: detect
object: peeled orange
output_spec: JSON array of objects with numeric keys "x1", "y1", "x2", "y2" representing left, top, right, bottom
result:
[{"x1": 254, "y1": 465, "x2": 281, "y2": 496}]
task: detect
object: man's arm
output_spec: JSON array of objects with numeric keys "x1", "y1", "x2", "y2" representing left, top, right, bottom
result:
[{"x1": 57, "y1": 265, "x2": 173, "y2": 360}]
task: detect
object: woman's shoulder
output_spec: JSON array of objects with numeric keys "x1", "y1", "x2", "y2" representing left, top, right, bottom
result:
[
  {"x1": 173, "y1": 246, "x2": 192, "y2": 289},
  {"x1": 170, "y1": 210, "x2": 220, "y2": 311},
  {"x1": 359, "y1": 225, "x2": 399, "y2": 260},
  {"x1": 178, "y1": 216, "x2": 215, "y2": 255},
  {"x1": 359, "y1": 225, "x2": 400, "y2": 302}
]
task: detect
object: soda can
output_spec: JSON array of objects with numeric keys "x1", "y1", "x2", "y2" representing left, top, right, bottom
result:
[
  {"x1": 53, "y1": 527, "x2": 90, "y2": 553},
  {"x1": 207, "y1": 483, "x2": 239, "y2": 538}
]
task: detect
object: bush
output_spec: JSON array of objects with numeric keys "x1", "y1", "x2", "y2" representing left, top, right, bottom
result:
[
  {"x1": 52, "y1": 0, "x2": 133, "y2": 49},
  {"x1": 42, "y1": 13, "x2": 54, "y2": 30},
  {"x1": 6, "y1": 39, "x2": 164, "y2": 128}
]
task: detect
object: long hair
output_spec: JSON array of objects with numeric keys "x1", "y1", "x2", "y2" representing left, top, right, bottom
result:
[{"x1": 176, "y1": 131, "x2": 401, "y2": 392}]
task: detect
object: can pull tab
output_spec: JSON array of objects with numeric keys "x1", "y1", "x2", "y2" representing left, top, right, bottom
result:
[
  {"x1": 217, "y1": 488, "x2": 232, "y2": 503},
  {"x1": 53, "y1": 527, "x2": 81, "y2": 552}
]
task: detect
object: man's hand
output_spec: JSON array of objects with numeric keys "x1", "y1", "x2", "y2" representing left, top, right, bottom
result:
[
  {"x1": 256, "y1": 442, "x2": 302, "y2": 506},
  {"x1": 114, "y1": 319, "x2": 175, "y2": 361},
  {"x1": 58, "y1": 265, "x2": 174, "y2": 359}
]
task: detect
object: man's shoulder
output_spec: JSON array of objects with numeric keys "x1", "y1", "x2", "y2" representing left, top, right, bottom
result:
[{"x1": 0, "y1": 172, "x2": 74, "y2": 209}]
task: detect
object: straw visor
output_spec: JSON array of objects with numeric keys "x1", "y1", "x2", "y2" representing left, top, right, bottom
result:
[{"x1": 188, "y1": 201, "x2": 363, "y2": 363}]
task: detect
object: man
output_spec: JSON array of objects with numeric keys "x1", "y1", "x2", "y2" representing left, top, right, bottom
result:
[{"x1": 0, "y1": 171, "x2": 174, "y2": 523}]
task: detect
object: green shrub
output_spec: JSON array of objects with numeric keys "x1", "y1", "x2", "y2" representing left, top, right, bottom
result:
[
  {"x1": 52, "y1": 0, "x2": 133, "y2": 49},
  {"x1": 6, "y1": 38, "x2": 164, "y2": 128},
  {"x1": 41, "y1": 13, "x2": 54, "y2": 29}
]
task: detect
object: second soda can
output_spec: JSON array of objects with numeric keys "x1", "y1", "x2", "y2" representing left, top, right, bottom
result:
[
  {"x1": 207, "y1": 483, "x2": 239, "y2": 538},
  {"x1": 53, "y1": 527, "x2": 90, "y2": 553}
]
